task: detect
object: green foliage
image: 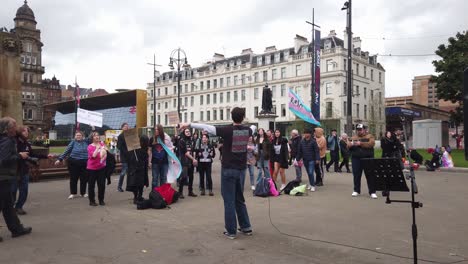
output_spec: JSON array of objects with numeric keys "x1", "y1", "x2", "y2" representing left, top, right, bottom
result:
[{"x1": 431, "y1": 31, "x2": 468, "y2": 122}]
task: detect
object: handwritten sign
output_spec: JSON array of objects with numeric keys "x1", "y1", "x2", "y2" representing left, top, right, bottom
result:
[
  {"x1": 124, "y1": 128, "x2": 140, "y2": 151},
  {"x1": 168, "y1": 111, "x2": 180, "y2": 126},
  {"x1": 77, "y1": 108, "x2": 103, "y2": 127}
]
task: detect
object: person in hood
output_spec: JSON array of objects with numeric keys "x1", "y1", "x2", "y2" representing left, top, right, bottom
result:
[{"x1": 314, "y1": 127, "x2": 327, "y2": 186}]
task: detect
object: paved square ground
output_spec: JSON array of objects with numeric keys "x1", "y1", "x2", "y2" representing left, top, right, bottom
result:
[{"x1": 1, "y1": 161, "x2": 467, "y2": 264}]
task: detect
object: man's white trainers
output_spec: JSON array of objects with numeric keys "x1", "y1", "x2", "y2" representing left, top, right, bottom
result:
[
  {"x1": 352, "y1": 192, "x2": 359, "y2": 197},
  {"x1": 310, "y1": 186, "x2": 316, "y2": 192},
  {"x1": 251, "y1": 185, "x2": 255, "y2": 191},
  {"x1": 370, "y1": 193, "x2": 378, "y2": 199},
  {"x1": 68, "y1": 194, "x2": 77, "y2": 200}
]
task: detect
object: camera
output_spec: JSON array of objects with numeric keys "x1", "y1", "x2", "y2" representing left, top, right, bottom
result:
[{"x1": 26, "y1": 157, "x2": 39, "y2": 166}]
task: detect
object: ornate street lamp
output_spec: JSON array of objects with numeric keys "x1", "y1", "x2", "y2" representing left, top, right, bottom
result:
[{"x1": 169, "y1": 48, "x2": 189, "y2": 120}]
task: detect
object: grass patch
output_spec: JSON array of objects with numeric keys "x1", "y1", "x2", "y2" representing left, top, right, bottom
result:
[{"x1": 326, "y1": 148, "x2": 468, "y2": 168}]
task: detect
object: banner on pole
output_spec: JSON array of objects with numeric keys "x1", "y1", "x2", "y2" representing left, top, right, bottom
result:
[
  {"x1": 313, "y1": 29, "x2": 321, "y2": 120},
  {"x1": 289, "y1": 89, "x2": 321, "y2": 126},
  {"x1": 77, "y1": 108, "x2": 103, "y2": 127}
]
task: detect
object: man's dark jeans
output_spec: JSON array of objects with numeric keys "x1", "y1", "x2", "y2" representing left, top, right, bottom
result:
[
  {"x1": 0, "y1": 180, "x2": 23, "y2": 233},
  {"x1": 221, "y1": 168, "x2": 252, "y2": 235},
  {"x1": 351, "y1": 157, "x2": 376, "y2": 194}
]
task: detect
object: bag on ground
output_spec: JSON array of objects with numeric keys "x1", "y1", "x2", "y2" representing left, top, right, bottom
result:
[
  {"x1": 268, "y1": 178, "x2": 279, "y2": 196},
  {"x1": 149, "y1": 190, "x2": 167, "y2": 209},
  {"x1": 281, "y1": 180, "x2": 301, "y2": 194},
  {"x1": 254, "y1": 177, "x2": 271, "y2": 197},
  {"x1": 289, "y1": 184, "x2": 307, "y2": 196},
  {"x1": 136, "y1": 199, "x2": 153, "y2": 210},
  {"x1": 154, "y1": 183, "x2": 179, "y2": 205}
]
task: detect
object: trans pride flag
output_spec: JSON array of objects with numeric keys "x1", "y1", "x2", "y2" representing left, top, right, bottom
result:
[{"x1": 288, "y1": 89, "x2": 321, "y2": 126}]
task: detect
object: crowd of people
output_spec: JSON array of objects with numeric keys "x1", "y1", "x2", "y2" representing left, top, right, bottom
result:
[{"x1": 4, "y1": 111, "x2": 458, "y2": 241}]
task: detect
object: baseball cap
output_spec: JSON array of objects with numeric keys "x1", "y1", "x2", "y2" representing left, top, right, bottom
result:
[{"x1": 356, "y1": 124, "x2": 364, "y2": 130}]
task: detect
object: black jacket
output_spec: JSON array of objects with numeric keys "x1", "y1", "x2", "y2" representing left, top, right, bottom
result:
[
  {"x1": 117, "y1": 133, "x2": 128, "y2": 163},
  {"x1": 271, "y1": 137, "x2": 289, "y2": 168},
  {"x1": 296, "y1": 138, "x2": 320, "y2": 163},
  {"x1": 339, "y1": 139, "x2": 350, "y2": 159},
  {"x1": 16, "y1": 137, "x2": 48, "y2": 177},
  {"x1": 290, "y1": 136, "x2": 301, "y2": 159},
  {"x1": 381, "y1": 136, "x2": 401, "y2": 158},
  {"x1": 0, "y1": 134, "x2": 20, "y2": 181}
]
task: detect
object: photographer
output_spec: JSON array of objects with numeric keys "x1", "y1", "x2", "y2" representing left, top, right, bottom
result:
[
  {"x1": 0, "y1": 117, "x2": 32, "y2": 242},
  {"x1": 12, "y1": 126, "x2": 53, "y2": 215}
]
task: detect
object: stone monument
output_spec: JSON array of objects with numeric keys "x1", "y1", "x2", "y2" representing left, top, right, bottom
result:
[
  {"x1": 0, "y1": 30, "x2": 23, "y2": 124},
  {"x1": 257, "y1": 83, "x2": 277, "y2": 130}
]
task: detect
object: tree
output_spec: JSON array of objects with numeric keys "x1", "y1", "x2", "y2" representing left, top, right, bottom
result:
[{"x1": 432, "y1": 31, "x2": 468, "y2": 123}]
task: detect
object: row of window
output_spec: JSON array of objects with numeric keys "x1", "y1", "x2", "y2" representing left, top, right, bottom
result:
[
  {"x1": 20, "y1": 55, "x2": 38, "y2": 65},
  {"x1": 150, "y1": 66, "x2": 303, "y2": 97},
  {"x1": 341, "y1": 59, "x2": 383, "y2": 83},
  {"x1": 150, "y1": 102, "x2": 291, "y2": 127},
  {"x1": 21, "y1": 91, "x2": 36, "y2": 100},
  {"x1": 149, "y1": 83, "x2": 294, "y2": 112},
  {"x1": 340, "y1": 102, "x2": 383, "y2": 120},
  {"x1": 22, "y1": 72, "x2": 38, "y2": 84}
]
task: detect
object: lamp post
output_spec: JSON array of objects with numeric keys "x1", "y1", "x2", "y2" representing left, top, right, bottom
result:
[
  {"x1": 342, "y1": 0, "x2": 353, "y2": 136},
  {"x1": 306, "y1": 8, "x2": 321, "y2": 129},
  {"x1": 147, "y1": 54, "x2": 161, "y2": 127},
  {"x1": 168, "y1": 48, "x2": 189, "y2": 121}
]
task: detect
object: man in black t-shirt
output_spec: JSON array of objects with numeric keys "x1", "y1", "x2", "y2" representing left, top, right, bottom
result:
[{"x1": 179, "y1": 107, "x2": 256, "y2": 239}]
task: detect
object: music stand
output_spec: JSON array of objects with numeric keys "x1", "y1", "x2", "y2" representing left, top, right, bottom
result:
[{"x1": 362, "y1": 158, "x2": 422, "y2": 264}]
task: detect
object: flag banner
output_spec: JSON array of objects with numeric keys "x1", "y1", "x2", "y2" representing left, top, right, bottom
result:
[
  {"x1": 313, "y1": 29, "x2": 321, "y2": 120},
  {"x1": 77, "y1": 107, "x2": 103, "y2": 127},
  {"x1": 157, "y1": 137, "x2": 182, "y2": 183},
  {"x1": 288, "y1": 89, "x2": 321, "y2": 126}
]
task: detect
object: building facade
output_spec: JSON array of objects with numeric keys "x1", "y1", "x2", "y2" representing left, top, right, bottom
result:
[
  {"x1": 5, "y1": 1, "x2": 62, "y2": 131},
  {"x1": 147, "y1": 30, "x2": 386, "y2": 136}
]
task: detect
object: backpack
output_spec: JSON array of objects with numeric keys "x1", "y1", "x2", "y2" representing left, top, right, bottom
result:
[
  {"x1": 149, "y1": 190, "x2": 167, "y2": 209},
  {"x1": 281, "y1": 180, "x2": 301, "y2": 195},
  {"x1": 254, "y1": 177, "x2": 271, "y2": 197},
  {"x1": 136, "y1": 199, "x2": 153, "y2": 210},
  {"x1": 268, "y1": 178, "x2": 279, "y2": 196},
  {"x1": 154, "y1": 183, "x2": 179, "y2": 205}
]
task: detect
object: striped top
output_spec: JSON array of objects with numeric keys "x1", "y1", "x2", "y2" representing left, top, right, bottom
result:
[{"x1": 58, "y1": 139, "x2": 90, "y2": 161}]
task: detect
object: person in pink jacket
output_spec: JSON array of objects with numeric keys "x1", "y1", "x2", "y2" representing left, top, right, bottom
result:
[
  {"x1": 314, "y1": 127, "x2": 327, "y2": 186},
  {"x1": 87, "y1": 132, "x2": 107, "y2": 206}
]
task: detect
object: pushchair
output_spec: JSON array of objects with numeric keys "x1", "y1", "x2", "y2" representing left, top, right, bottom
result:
[{"x1": 424, "y1": 150, "x2": 441, "y2": 171}]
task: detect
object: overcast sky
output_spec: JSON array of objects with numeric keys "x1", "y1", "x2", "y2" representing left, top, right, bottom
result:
[{"x1": 1, "y1": 0, "x2": 466, "y2": 97}]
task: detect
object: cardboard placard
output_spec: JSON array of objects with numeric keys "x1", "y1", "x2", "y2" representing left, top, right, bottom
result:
[
  {"x1": 124, "y1": 128, "x2": 140, "y2": 151},
  {"x1": 168, "y1": 111, "x2": 180, "y2": 126}
]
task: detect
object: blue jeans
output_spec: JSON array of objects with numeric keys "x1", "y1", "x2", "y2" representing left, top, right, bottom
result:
[
  {"x1": 256, "y1": 160, "x2": 271, "y2": 183},
  {"x1": 221, "y1": 168, "x2": 252, "y2": 235},
  {"x1": 152, "y1": 163, "x2": 168, "y2": 188},
  {"x1": 294, "y1": 165, "x2": 302, "y2": 181},
  {"x1": 247, "y1": 164, "x2": 255, "y2": 186},
  {"x1": 305, "y1": 161, "x2": 316, "y2": 187},
  {"x1": 11, "y1": 174, "x2": 29, "y2": 209},
  {"x1": 118, "y1": 163, "x2": 128, "y2": 189}
]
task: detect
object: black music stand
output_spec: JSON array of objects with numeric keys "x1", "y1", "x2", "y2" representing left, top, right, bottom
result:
[{"x1": 362, "y1": 158, "x2": 422, "y2": 264}]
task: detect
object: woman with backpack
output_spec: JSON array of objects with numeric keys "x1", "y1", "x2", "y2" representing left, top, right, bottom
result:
[
  {"x1": 255, "y1": 128, "x2": 271, "y2": 182},
  {"x1": 55, "y1": 130, "x2": 93, "y2": 199},
  {"x1": 87, "y1": 132, "x2": 108, "y2": 206},
  {"x1": 148, "y1": 124, "x2": 174, "y2": 188},
  {"x1": 270, "y1": 129, "x2": 289, "y2": 191},
  {"x1": 196, "y1": 134, "x2": 215, "y2": 196}
]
